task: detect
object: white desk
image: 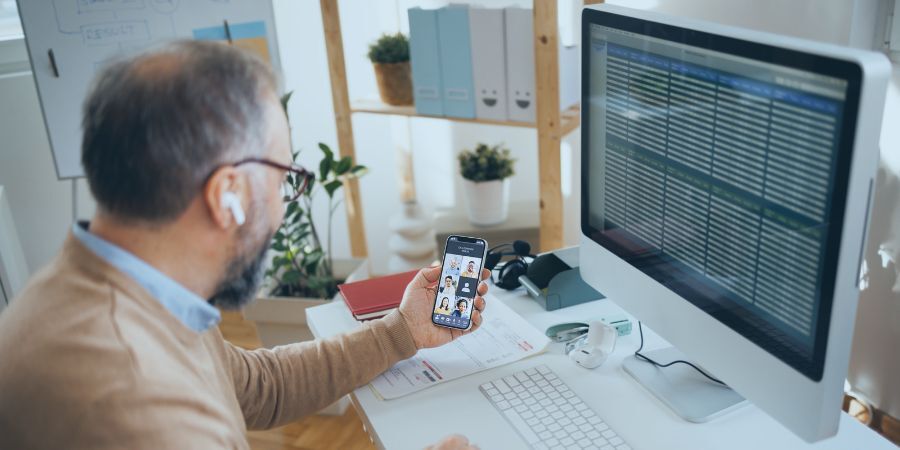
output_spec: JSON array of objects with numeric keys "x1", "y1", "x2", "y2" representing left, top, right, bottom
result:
[{"x1": 306, "y1": 283, "x2": 895, "y2": 450}]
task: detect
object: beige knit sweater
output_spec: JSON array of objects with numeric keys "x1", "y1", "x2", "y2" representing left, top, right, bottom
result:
[{"x1": 0, "y1": 235, "x2": 418, "y2": 449}]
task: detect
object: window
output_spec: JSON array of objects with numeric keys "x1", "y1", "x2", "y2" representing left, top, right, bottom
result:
[{"x1": 0, "y1": 0, "x2": 22, "y2": 40}]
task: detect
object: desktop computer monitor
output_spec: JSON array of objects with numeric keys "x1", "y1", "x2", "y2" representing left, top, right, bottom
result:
[{"x1": 579, "y1": 4, "x2": 889, "y2": 443}]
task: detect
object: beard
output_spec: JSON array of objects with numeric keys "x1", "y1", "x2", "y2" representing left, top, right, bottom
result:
[{"x1": 208, "y1": 201, "x2": 275, "y2": 310}]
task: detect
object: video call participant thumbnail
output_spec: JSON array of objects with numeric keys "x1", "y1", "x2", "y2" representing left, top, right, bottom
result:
[
  {"x1": 445, "y1": 256, "x2": 462, "y2": 277},
  {"x1": 451, "y1": 298, "x2": 470, "y2": 318},
  {"x1": 434, "y1": 297, "x2": 452, "y2": 315},
  {"x1": 461, "y1": 260, "x2": 478, "y2": 278},
  {"x1": 457, "y1": 276, "x2": 477, "y2": 297},
  {"x1": 439, "y1": 276, "x2": 456, "y2": 298}
]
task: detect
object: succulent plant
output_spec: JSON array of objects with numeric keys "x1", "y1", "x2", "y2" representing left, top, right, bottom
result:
[{"x1": 458, "y1": 143, "x2": 515, "y2": 182}]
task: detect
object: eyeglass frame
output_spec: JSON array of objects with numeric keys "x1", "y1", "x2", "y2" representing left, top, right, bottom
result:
[{"x1": 227, "y1": 157, "x2": 314, "y2": 202}]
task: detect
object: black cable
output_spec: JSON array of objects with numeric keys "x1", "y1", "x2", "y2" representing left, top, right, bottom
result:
[{"x1": 634, "y1": 321, "x2": 727, "y2": 386}]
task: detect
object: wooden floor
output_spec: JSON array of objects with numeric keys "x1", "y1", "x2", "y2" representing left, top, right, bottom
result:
[
  {"x1": 219, "y1": 311, "x2": 376, "y2": 450},
  {"x1": 220, "y1": 311, "x2": 900, "y2": 449},
  {"x1": 845, "y1": 395, "x2": 900, "y2": 446}
]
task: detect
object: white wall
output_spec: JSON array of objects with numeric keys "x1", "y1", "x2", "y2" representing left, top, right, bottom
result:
[{"x1": 606, "y1": 0, "x2": 879, "y2": 47}]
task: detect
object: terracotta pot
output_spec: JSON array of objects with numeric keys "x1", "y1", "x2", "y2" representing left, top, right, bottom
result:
[{"x1": 373, "y1": 61, "x2": 413, "y2": 106}]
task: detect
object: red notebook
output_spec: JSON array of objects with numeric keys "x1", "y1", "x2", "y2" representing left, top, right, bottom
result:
[{"x1": 338, "y1": 270, "x2": 419, "y2": 321}]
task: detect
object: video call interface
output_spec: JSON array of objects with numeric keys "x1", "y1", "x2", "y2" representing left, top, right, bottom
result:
[{"x1": 433, "y1": 238, "x2": 485, "y2": 329}]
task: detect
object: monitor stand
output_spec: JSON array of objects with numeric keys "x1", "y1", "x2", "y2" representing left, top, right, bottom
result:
[{"x1": 623, "y1": 347, "x2": 748, "y2": 422}]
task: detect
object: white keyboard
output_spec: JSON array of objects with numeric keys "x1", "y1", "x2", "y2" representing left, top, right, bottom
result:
[{"x1": 479, "y1": 365, "x2": 631, "y2": 450}]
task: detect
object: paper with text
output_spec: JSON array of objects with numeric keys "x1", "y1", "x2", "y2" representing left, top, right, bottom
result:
[{"x1": 370, "y1": 296, "x2": 550, "y2": 399}]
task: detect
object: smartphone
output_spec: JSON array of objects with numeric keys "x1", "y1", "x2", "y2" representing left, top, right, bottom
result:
[{"x1": 431, "y1": 235, "x2": 488, "y2": 330}]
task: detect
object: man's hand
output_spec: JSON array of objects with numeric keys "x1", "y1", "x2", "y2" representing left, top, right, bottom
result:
[
  {"x1": 398, "y1": 266, "x2": 490, "y2": 349},
  {"x1": 425, "y1": 434, "x2": 479, "y2": 450}
]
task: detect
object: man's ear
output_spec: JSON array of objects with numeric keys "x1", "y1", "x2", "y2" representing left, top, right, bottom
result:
[{"x1": 204, "y1": 165, "x2": 249, "y2": 230}]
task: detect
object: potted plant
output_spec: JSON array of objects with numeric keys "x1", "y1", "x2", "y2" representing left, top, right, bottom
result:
[
  {"x1": 458, "y1": 143, "x2": 516, "y2": 226},
  {"x1": 368, "y1": 32, "x2": 413, "y2": 106},
  {"x1": 244, "y1": 94, "x2": 369, "y2": 349}
]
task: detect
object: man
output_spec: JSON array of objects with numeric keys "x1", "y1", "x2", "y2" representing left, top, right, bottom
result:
[
  {"x1": 451, "y1": 299, "x2": 469, "y2": 318},
  {"x1": 446, "y1": 256, "x2": 462, "y2": 276},
  {"x1": 461, "y1": 260, "x2": 478, "y2": 278},
  {"x1": 0, "y1": 41, "x2": 488, "y2": 449},
  {"x1": 439, "y1": 275, "x2": 456, "y2": 298}
]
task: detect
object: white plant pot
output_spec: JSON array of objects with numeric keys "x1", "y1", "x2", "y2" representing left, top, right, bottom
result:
[{"x1": 463, "y1": 178, "x2": 510, "y2": 226}]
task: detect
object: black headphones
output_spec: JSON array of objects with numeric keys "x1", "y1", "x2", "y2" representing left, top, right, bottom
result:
[{"x1": 485, "y1": 240, "x2": 535, "y2": 290}]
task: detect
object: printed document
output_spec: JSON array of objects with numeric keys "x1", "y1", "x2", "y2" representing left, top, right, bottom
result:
[{"x1": 370, "y1": 296, "x2": 550, "y2": 399}]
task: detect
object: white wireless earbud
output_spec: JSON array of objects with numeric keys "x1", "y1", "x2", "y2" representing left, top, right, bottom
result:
[
  {"x1": 221, "y1": 192, "x2": 245, "y2": 226},
  {"x1": 569, "y1": 321, "x2": 617, "y2": 369}
]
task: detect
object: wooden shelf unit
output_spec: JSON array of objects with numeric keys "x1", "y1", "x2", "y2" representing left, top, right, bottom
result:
[{"x1": 319, "y1": 0, "x2": 599, "y2": 255}]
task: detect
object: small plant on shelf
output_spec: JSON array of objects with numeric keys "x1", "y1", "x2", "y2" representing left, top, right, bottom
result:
[
  {"x1": 367, "y1": 33, "x2": 413, "y2": 106},
  {"x1": 367, "y1": 33, "x2": 409, "y2": 64},
  {"x1": 458, "y1": 143, "x2": 515, "y2": 182},
  {"x1": 458, "y1": 143, "x2": 516, "y2": 226},
  {"x1": 265, "y1": 93, "x2": 368, "y2": 299}
]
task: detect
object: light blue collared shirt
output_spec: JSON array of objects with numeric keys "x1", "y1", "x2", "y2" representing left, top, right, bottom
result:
[{"x1": 73, "y1": 223, "x2": 221, "y2": 333}]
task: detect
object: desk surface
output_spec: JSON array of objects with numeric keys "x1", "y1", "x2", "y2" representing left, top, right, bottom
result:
[{"x1": 306, "y1": 283, "x2": 894, "y2": 450}]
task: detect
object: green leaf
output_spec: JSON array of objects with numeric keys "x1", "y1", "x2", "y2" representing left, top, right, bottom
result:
[
  {"x1": 280, "y1": 91, "x2": 294, "y2": 113},
  {"x1": 286, "y1": 201, "x2": 299, "y2": 216},
  {"x1": 318, "y1": 142, "x2": 334, "y2": 161},
  {"x1": 351, "y1": 165, "x2": 368, "y2": 176},
  {"x1": 287, "y1": 211, "x2": 302, "y2": 225},
  {"x1": 319, "y1": 157, "x2": 332, "y2": 182},
  {"x1": 335, "y1": 157, "x2": 352, "y2": 175},
  {"x1": 324, "y1": 180, "x2": 343, "y2": 198},
  {"x1": 304, "y1": 251, "x2": 323, "y2": 273},
  {"x1": 282, "y1": 269, "x2": 302, "y2": 285}
]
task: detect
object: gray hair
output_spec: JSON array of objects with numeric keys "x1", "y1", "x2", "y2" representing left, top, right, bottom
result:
[{"x1": 81, "y1": 40, "x2": 279, "y2": 223}]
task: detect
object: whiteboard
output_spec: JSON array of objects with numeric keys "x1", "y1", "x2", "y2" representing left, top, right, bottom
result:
[{"x1": 16, "y1": 0, "x2": 281, "y2": 179}]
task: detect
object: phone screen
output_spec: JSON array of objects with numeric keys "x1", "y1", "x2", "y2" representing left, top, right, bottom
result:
[{"x1": 432, "y1": 235, "x2": 487, "y2": 330}]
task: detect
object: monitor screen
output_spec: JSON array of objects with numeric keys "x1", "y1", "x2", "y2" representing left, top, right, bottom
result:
[{"x1": 581, "y1": 10, "x2": 862, "y2": 381}]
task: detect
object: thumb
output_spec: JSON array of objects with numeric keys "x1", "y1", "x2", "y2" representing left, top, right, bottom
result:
[{"x1": 411, "y1": 266, "x2": 442, "y2": 289}]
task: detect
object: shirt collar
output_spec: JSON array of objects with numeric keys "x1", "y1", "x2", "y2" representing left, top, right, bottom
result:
[{"x1": 72, "y1": 222, "x2": 221, "y2": 333}]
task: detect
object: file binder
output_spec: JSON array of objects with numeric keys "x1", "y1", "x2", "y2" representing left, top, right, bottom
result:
[
  {"x1": 469, "y1": 6, "x2": 508, "y2": 121},
  {"x1": 408, "y1": 7, "x2": 444, "y2": 116},
  {"x1": 437, "y1": 5, "x2": 476, "y2": 118}
]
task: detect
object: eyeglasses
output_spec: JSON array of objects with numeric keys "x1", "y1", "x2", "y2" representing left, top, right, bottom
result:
[{"x1": 231, "y1": 157, "x2": 314, "y2": 202}]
